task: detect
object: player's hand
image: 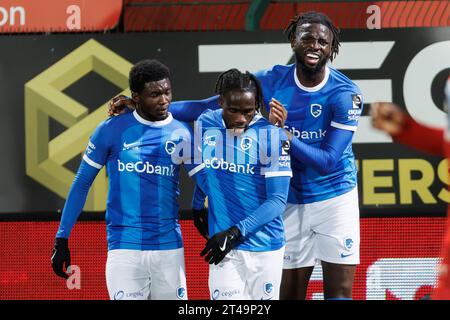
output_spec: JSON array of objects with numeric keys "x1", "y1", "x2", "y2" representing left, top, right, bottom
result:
[
  {"x1": 193, "y1": 208, "x2": 209, "y2": 240},
  {"x1": 107, "y1": 94, "x2": 136, "y2": 116},
  {"x1": 269, "y1": 98, "x2": 288, "y2": 128},
  {"x1": 200, "y1": 226, "x2": 241, "y2": 265},
  {"x1": 370, "y1": 102, "x2": 406, "y2": 136},
  {"x1": 51, "y1": 237, "x2": 71, "y2": 279}
]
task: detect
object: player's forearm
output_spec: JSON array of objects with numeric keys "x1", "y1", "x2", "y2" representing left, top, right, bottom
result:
[
  {"x1": 236, "y1": 176, "x2": 290, "y2": 237},
  {"x1": 394, "y1": 116, "x2": 444, "y2": 156},
  {"x1": 56, "y1": 161, "x2": 100, "y2": 239},
  {"x1": 170, "y1": 95, "x2": 220, "y2": 122},
  {"x1": 191, "y1": 179, "x2": 208, "y2": 210},
  {"x1": 290, "y1": 127, "x2": 353, "y2": 175}
]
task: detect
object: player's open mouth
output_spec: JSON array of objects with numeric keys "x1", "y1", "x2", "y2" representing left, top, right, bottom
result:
[{"x1": 305, "y1": 52, "x2": 320, "y2": 65}]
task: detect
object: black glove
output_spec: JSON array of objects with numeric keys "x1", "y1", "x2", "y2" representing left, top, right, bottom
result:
[
  {"x1": 200, "y1": 226, "x2": 241, "y2": 265},
  {"x1": 51, "y1": 237, "x2": 71, "y2": 279},
  {"x1": 193, "y1": 208, "x2": 209, "y2": 240}
]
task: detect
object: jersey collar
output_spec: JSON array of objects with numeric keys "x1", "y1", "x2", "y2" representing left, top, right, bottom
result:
[
  {"x1": 294, "y1": 65, "x2": 330, "y2": 92},
  {"x1": 133, "y1": 110, "x2": 173, "y2": 127}
]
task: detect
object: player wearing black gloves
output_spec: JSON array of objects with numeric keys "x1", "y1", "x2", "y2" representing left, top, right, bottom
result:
[
  {"x1": 51, "y1": 238, "x2": 71, "y2": 279},
  {"x1": 200, "y1": 226, "x2": 241, "y2": 264}
]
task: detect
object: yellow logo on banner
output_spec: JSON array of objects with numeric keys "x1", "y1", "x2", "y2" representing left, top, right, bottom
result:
[{"x1": 25, "y1": 39, "x2": 132, "y2": 211}]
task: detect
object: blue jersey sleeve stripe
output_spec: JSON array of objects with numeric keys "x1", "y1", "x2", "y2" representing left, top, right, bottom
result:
[
  {"x1": 188, "y1": 163, "x2": 205, "y2": 177},
  {"x1": 330, "y1": 121, "x2": 358, "y2": 132},
  {"x1": 264, "y1": 171, "x2": 293, "y2": 178},
  {"x1": 82, "y1": 154, "x2": 103, "y2": 169}
]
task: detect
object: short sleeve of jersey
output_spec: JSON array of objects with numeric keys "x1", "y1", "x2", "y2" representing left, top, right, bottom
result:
[
  {"x1": 254, "y1": 67, "x2": 276, "y2": 109},
  {"x1": 263, "y1": 129, "x2": 293, "y2": 178},
  {"x1": 330, "y1": 89, "x2": 364, "y2": 132},
  {"x1": 173, "y1": 123, "x2": 204, "y2": 177},
  {"x1": 82, "y1": 121, "x2": 110, "y2": 169}
]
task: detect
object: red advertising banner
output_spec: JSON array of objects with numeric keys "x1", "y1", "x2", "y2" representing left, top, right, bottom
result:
[
  {"x1": 123, "y1": 1, "x2": 449, "y2": 31},
  {"x1": 261, "y1": 1, "x2": 449, "y2": 30},
  {"x1": 0, "y1": 217, "x2": 445, "y2": 300},
  {"x1": 0, "y1": 0, "x2": 122, "y2": 33}
]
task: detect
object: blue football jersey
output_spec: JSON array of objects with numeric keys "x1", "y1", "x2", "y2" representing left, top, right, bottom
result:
[
  {"x1": 196, "y1": 109, "x2": 292, "y2": 252},
  {"x1": 255, "y1": 64, "x2": 363, "y2": 204},
  {"x1": 82, "y1": 111, "x2": 199, "y2": 250}
]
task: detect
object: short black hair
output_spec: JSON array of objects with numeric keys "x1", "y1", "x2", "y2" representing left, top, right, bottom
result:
[
  {"x1": 129, "y1": 59, "x2": 170, "y2": 94},
  {"x1": 214, "y1": 68, "x2": 264, "y2": 111},
  {"x1": 284, "y1": 11, "x2": 340, "y2": 61}
]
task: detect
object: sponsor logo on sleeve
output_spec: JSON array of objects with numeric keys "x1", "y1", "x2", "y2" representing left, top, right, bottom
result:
[
  {"x1": 281, "y1": 140, "x2": 290, "y2": 155},
  {"x1": 352, "y1": 94, "x2": 362, "y2": 109}
]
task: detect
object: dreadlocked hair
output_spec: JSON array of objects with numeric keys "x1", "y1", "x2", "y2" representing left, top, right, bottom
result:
[
  {"x1": 214, "y1": 68, "x2": 264, "y2": 111},
  {"x1": 284, "y1": 11, "x2": 340, "y2": 61}
]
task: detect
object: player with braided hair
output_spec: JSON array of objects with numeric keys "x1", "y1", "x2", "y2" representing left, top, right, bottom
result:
[
  {"x1": 109, "y1": 11, "x2": 362, "y2": 300},
  {"x1": 193, "y1": 68, "x2": 292, "y2": 300}
]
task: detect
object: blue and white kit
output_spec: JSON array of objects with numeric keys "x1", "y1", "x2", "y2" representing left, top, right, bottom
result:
[
  {"x1": 56, "y1": 110, "x2": 203, "y2": 299},
  {"x1": 195, "y1": 109, "x2": 292, "y2": 299},
  {"x1": 171, "y1": 64, "x2": 363, "y2": 267},
  {"x1": 256, "y1": 64, "x2": 363, "y2": 266}
]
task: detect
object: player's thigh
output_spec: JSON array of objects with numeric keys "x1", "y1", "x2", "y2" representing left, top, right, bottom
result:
[
  {"x1": 314, "y1": 188, "x2": 360, "y2": 265},
  {"x1": 209, "y1": 250, "x2": 247, "y2": 300},
  {"x1": 150, "y1": 248, "x2": 188, "y2": 300},
  {"x1": 246, "y1": 247, "x2": 285, "y2": 300},
  {"x1": 283, "y1": 203, "x2": 316, "y2": 268},
  {"x1": 105, "y1": 249, "x2": 150, "y2": 300}
]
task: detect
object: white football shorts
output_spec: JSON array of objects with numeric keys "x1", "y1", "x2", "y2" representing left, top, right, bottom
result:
[
  {"x1": 283, "y1": 187, "x2": 360, "y2": 268},
  {"x1": 105, "y1": 248, "x2": 187, "y2": 300},
  {"x1": 208, "y1": 246, "x2": 285, "y2": 300}
]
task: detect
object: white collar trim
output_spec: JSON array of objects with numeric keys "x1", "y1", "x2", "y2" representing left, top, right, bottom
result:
[
  {"x1": 294, "y1": 66, "x2": 330, "y2": 92},
  {"x1": 133, "y1": 110, "x2": 173, "y2": 127}
]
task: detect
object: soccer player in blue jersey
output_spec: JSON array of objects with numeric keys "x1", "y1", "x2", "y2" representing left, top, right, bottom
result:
[
  {"x1": 109, "y1": 12, "x2": 362, "y2": 300},
  {"x1": 194, "y1": 69, "x2": 292, "y2": 300},
  {"x1": 51, "y1": 59, "x2": 204, "y2": 300},
  {"x1": 257, "y1": 13, "x2": 363, "y2": 300}
]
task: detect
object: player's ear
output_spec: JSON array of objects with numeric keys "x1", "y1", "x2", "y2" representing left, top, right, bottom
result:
[
  {"x1": 218, "y1": 96, "x2": 225, "y2": 109},
  {"x1": 131, "y1": 92, "x2": 140, "y2": 105},
  {"x1": 290, "y1": 36, "x2": 297, "y2": 49}
]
